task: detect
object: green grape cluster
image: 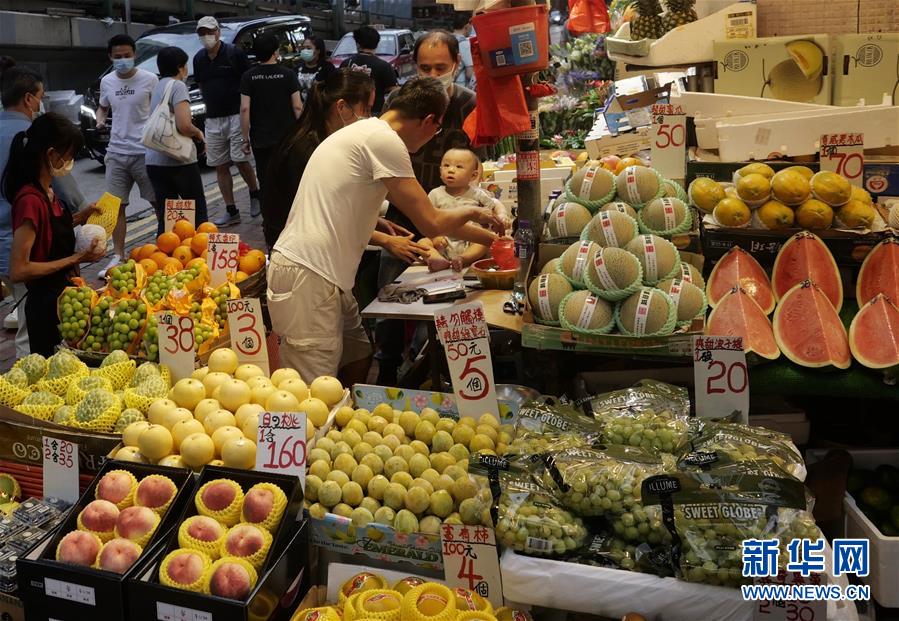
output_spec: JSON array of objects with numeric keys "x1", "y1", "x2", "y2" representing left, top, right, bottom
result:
[
  {"x1": 107, "y1": 260, "x2": 137, "y2": 294},
  {"x1": 144, "y1": 272, "x2": 174, "y2": 305},
  {"x1": 212, "y1": 283, "x2": 230, "y2": 328},
  {"x1": 194, "y1": 322, "x2": 214, "y2": 349},
  {"x1": 107, "y1": 299, "x2": 147, "y2": 352},
  {"x1": 608, "y1": 504, "x2": 671, "y2": 545},
  {"x1": 506, "y1": 402, "x2": 602, "y2": 462},
  {"x1": 174, "y1": 266, "x2": 202, "y2": 289},
  {"x1": 598, "y1": 410, "x2": 689, "y2": 454},
  {"x1": 684, "y1": 421, "x2": 806, "y2": 481},
  {"x1": 84, "y1": 296, "x2": 114, "y2": 352},
  {"x1": 57, "y1": 286, "x2": 93, "y2": 343},
  {"x1": 188, "y1": 301, "x2": 203, "y2": 324},
  {"x1": 142, "y1": 314, "x2": 159, "y2": 361}
]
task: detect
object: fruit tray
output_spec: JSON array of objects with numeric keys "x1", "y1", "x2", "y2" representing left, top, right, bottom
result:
[
  {"x1": 15, "y1": 460, "x2": 195, "y2": 621},
  {"x1": 126, "y1": 465, "x2": 307, "y2": 621}
]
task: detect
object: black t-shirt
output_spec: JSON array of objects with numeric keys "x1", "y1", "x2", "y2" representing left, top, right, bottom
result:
[
  {"x1": 261, "y1": 132, "x2": 320, "y2": 248},
  {"x1": 193, "y1": 43, "x2": 251, "y2": 118},
  {"x1": 384, "y1": 84, "x2": 480, "y2": 238},
  {"x1": 297, "y1": 61, "x2": 337, "y2": 103},
  {"x1": 339, "y1": 53, "x2": 397, "y2": 114},
  {"x1": 239, "y1": 64, "x2": 300, "y2": 148}
]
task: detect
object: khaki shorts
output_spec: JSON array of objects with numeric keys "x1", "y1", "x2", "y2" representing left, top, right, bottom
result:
[
  {"x1": 104, "y1": 151, "x2": 155, "y2": 205},
  {"x1": 266, "y1": 251, "x2": 372, "y2": 381},
  {"x1": 205, "y1": 114, "x2": 250, "y2": 167}
]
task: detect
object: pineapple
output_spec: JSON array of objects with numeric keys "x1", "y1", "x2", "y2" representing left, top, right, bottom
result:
[
  {"x1": 631, "y1": 0, "x2": 666, "y2": 40},
  {"x1": 663, "y1": 0, "x2": 698, "y2": 31}
]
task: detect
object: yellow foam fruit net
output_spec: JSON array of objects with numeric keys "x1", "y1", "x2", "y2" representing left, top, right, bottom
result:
[
  {"x1": 178, "y1": 516, "x2": 226, "y2": 560},
  {"x1": 219, "y1": 523, "x2": 272, "y2": 570},
  {"x1": 453, "y1": 588, "x2": 493, "y2": 614},
  {"x1": 69, "y1": 393, "x2": 122, "y2": 433},
  {"x1": 0, "y1": 377, "x2": 32, "y2": 408},
  {"x1": 36, "y1": 363, "x2": 88, "y2": 397},
  {"x1": 203, "y1": 556, "x2": 258, "y2": 596},
  {"x1": 291, "y1": 608, "x2": 343, "y2": 621},
  {"x1": 353, "y1": 589, "x2": 404, "y2": 621},
  {"x1": 55, "y1": 531, "x2": 102, "y2": 563},
  {"x1": 135, "y1": 474, "x2": 178, "y2": 516},
  {"x1": 87, "y1": 192, "x2": 121, "y2": 236},
  {"x1": 343, "y1": 593, "x2": 361, "y2": 621},
  {"x1": 94, "y1": 538, "x2": 142, "y2": 571},
  {"x1": 457, "y1": 613, "x2": 499, "y2": 621},
  {"x1": 392, "y1": 576, "x2": 427, "y2": 597},
  {"x1": 95, "y1": 469, "x2": 137, "y2": 510},
  {"x1": 339, "y1": 572, "x2": 389, "y2": 608},
  {"x1": 93, "y1": 359, "x2": 136, "y2": 390},
  {"x1": 16, "y1": 392, "x2": 64, "y2": 420},
  {"x1": 66, "y1": 375, "x2": 113, "y2": 406},
  {"x1": 114, "y1": 508, "x2": 160, "y2": 548},
  {"x1": 76, "y1": 508, "x2": 116, "y2": 543},
  {"x1": 195, "y1": 479, "x2": 245, "y2": 527},
  {"x1": 494, "y1": 608, "x2": 533, "y2": 621},
  {"x1": 240, "y1": 482, "x2": 287, "y2": 532},
  {"x1": 402, "y1": 584, "x2": 457, "y2": 621},
  {"x1": 159, "y1": 548, "x2": 211, "y2": 592}
]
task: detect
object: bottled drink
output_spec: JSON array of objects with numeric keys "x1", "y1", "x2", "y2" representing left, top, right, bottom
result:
[{"x1": 512, "y1": 219, "x2": 534, "y2": 303}]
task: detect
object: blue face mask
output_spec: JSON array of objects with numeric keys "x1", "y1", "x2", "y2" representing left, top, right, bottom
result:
[
  {"x1": 113, "y1": 57, "x2": 134, "y2": 74},
  {"x1": 300, "y1": 48, "x2": 316, "y2": 63}
]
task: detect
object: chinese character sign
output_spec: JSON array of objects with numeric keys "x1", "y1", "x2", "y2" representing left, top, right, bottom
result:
[
  {"x1": 226, "y1": 298, "x2": 270, "y2": 375},
  {"x1": 255, "y1": 411, "x2": 307, "y2": 493},
  {"x1": 820, "y1": 133, "x2": 864, "y2": 186},
  {"x1": 157, "y1": 311, "x2": 195, "y2": 382},
  {"x1": 164, "y1": 199, "x2": 196, "y2": 233},
  {"x1": 434, "y1": 302, "x2": 499, "y2": 420},
  {"x1": 207, "y1": 233, "x2": 240, "y2": 287},
  {"x1": 693, "y1": 335, "x2": 748, "y2": 422},
  {"x1": 651, "y1": 104, "x2": 686, "y2": 181},
  {"x1": 43, "y1": 436, "x2": 79, "y2": 504},
  {"x1": 441, "y1": 523, "x2": 503, "y2": 608}
]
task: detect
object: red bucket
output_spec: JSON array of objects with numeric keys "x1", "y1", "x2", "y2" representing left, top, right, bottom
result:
[{"x1": 472, "y1": 4, "x2": 550, "y2": 78}]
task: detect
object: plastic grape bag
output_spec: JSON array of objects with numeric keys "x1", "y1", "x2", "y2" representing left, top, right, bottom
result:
[
  {"x1": 505, "y1": 399, "x2": 603, "y2": 466},
  {"x1": 581, "y1": 379, "x2": 691, "y2": 420},
  {"x1": 567, "y1": 532, "x2": 674, "y2": 577},
  {"x1": 641, "y1": 471, "x2": 821, "y2": 588}
]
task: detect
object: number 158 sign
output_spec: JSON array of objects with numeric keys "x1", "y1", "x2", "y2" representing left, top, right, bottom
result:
[
  {"x1": 693, "y1": 335, "x2": 749, "y2": 423},
  {"x1": 651, "y1": 103, "x2": 686, "y2": 181}
]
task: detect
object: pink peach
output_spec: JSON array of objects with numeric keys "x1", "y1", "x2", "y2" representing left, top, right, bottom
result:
[
  {"x1": 186, "y1": 516, "x2": 225, "y2": 542},
  {"x1": 201, "y1": 481, "x2": 237, "y2": 511},
  {"x1": 241, "y1": 487, "x2": 274, "y2": 524},
  {"x1": 98, "y1": 538, "x2": 142, "y2": 573},
  {"x1": 166, "y1": 551, "x2": 206, "y2": 585},
  {"x1": 223, "y1": 525, "x2": 264, "y2": 558},
  {"x1": 136, "y1": 476, "x2": 177, "y2": 510},
  {"x1": 208, "y1": 562, "x2": 253, "y2": 599},
  {"x1": 57, "y1": 531, "x2": 101, "y2": 566},
  {"x1": 115, "y1": 506, "x2": 158, "y2": 541},
  {"x1": 79, "y1": 499, "x2": 119, "y2": 533},
  {"x1": 96, "y1": 471, "x2": 134, "y2": 505}
]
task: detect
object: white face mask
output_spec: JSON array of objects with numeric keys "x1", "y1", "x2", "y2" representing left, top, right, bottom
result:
[
  {"x1": 423, "y1": 66, "x2": 456, "y2": 94},
  {"x1": 50, "y1": 156, "x2": 74, "y2": 177},
  {"x1": 201, "y1": 35, "x2": 218, "y2": 50}
]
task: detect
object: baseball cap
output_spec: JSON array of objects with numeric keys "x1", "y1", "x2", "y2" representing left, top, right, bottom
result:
[{"x1": 196, "y1": 16, "x2": 219, "y2": 31}]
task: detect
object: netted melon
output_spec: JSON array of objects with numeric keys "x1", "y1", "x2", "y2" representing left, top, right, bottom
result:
[
  {"x1": 548, "y1": 202, "x2": 591, "y2": 239},
  {"x1": 615, "y1": 287, "x2": 676, "y2": 337},
  {"x1": 600, "y1": 201, "x2": 638, "y2": 220},
  {"x1": 638, "y1": 197, "x2": 691, "y2": 236},
  {"x1": 615, "y1": 166, "x2": 662, "y2": 207},
  {"x1": 657, "y1": 278, "x2": 707, "y2": 326},
  {"x1": 582, "y1": 210, "x2": 637, "y2": 248},
  {"x1": 569, "y1": 166, "x2": 615, "y2": 203},
  {"x1": 678, "y1": 262, "x2": 705, "y2": 289},
  {"x1": 559, "y1": 241, "x2": 600, "y2": 287},
  {"x1": 624, "y1": 234, "x2": 681, "y2": 286},
  {"x1": 585, "y1": 247, "x2": 642, "y2": 301},
  {"x1": 539, "y1": 258, "x2": 561, "y2": 276},
  {"x1": 560, "y1": 290, "x2": 614, "y2": 334},
  {"x1": 528, "y1": 273, "x2": 573, "y2": 324}
]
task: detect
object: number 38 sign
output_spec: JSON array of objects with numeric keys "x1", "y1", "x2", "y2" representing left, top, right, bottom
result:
[{"x1": 693, "y1": 335, "x2": 749, "y2": 423}]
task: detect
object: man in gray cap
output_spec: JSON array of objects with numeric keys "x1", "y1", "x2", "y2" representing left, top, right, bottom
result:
[{"x1": 193, "y1": 16, "x2": 260, "y2": 226}]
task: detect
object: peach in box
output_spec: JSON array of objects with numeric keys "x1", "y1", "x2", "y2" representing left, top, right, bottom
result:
[
  {"x1": 224, "y1": 524, "x2": 265, "y2": 557},
  {"x1": 207, "y1": 558, "x2": 258, "y2": 600},
  {"x1": 187, "y1": 516, "x2": 225, "y2": 543},
  {"x1": 115, "y1": 506, "x2": 160, "y2": 545},
  {"x1": 135, "y1": 475, "x2": 177, "y2": 514},
  {"x1": 196, "y1": 479, "x2": 244, "y2": 526},
  {"x1": 95, "y1": 469, "x2": 137, "y2": 508},
  {"x1": 79, "y1": 499, "x2": 119, "y2": 535},
  {"x1": 160, "y1": 549, "x2": 211, "y2": 591},
  {"x1": 56, "y1": 530, "x2": 102, "y2": 566},
  {"x1": 98, "y1": 538, "x2": 143, "y2": 574}
]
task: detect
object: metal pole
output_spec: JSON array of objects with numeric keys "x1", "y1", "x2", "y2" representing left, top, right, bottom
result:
[
  {"x1": 185, "y1": 0, "x2": 195, "y2": 20},
  {"x1": 124, "y1": 0, "x2": 131, "y2": 34}
]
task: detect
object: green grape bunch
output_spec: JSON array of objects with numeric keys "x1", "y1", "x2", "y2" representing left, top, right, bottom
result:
[
  {"x1": 212, "y1": 283, "x2": 230, "y2": 329},
  {"x1": 106, "y1": 299, "x2": 147, "y2": 353},
  {"x1": 598, "y1": 409, "x2": 690, "y2": 454},
  {"x1": 506, "y1": 401, "x2": 602, "y2": 463},
  {"x1": 83, "y1": 296, "x2": 115, "y2": 352},
  {"x1": 174, "y1": 266, "x2": 202, "y2": 289},
  {"x1": 107, "y1": 259, "x2": 138, "y2": 294},
  {"x1": 143, "y1": 314, "x2": 159, "y2": 361},
  {"x1": 144, "y1": 272, "x2": 174, "y2": 305},
  {"x1": 57, "y1": 286, "x2": 94, "y2": 343},
  {"x1": 194, "y1": 322, "x2": 214, "y2": 349}
]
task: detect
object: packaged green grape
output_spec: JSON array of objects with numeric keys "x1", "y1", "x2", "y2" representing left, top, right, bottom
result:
[{"x1": 505, "y1": 400, "x2": 603, "y2": 466}]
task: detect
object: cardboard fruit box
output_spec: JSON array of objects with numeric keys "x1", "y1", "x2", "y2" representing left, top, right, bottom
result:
[
  {"x1": 16, "y1": 460, "x2": 195, "y2": 621},
  {"x1": 125, "y1": 465, "x2": 307, "y2": 621}
]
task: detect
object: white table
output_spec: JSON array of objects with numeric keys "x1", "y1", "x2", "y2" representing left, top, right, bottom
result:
[{"x1": 361, "y1": 265, "x2": 465, "y2": 322}]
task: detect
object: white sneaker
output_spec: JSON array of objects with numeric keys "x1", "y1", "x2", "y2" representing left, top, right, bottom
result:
[
  {"x1": 99, "y1": 254, "x2": 122, "y2": 279},
  {"x1": 3, "y1": 313, "x2": 17, "y2": 330}
]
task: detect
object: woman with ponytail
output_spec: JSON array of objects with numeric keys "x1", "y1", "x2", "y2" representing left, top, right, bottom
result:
[{"x1": 3, "y1": 112, "x2": 105, "y2": 355}]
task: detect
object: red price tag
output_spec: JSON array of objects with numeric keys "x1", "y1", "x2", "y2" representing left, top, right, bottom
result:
[
  {"x1": 820, "y1": 133, "x2": 864, "y2": 186},
  {"x1": 693, "y1": 335, "x2": 749, "y2": 422},
  {"x1": 42, "y1": 436, "x2": 79, "y2": 504},
  {"x1": 254, "y1": 412, "x2": 307, "y2": 492},
  {"x1": 207, "y1": 232, "x2": 240, "y2": 287},
  {"x1": 163, "y1": 199, "x2": 196, "y2": 233},
  {"x1": 440, "y1": 523, "x2": 503, "y2": 608},
  {"x1": 157, "y1": 311, "x2": 195, "y2": 382},
  {"x1": 226, "y1": 297, "x2": 270, "y2": 375},
  {"x1": 651, "y1": 105, "x2": 686, "y2": 181}
]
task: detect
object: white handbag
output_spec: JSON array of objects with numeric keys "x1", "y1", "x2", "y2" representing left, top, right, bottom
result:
[{"x1": 141, "y1": 79, "x2": 195, "y2": 163}]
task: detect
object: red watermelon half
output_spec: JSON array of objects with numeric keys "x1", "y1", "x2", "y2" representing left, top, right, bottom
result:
[
  {"x1": 706, "y1": 246, "x2": 775, "y2": 314},
  {"x1": 773, "y1": 280, "x2": 851, "y2": 369},
  {"x1": 706, "y1": 287, "x2": 780, "y2": 360},
  {"x1": 856, "y1": 238, "x2": 899, "y2": 306},
  {"x1": 772, "y1": 231, "x2": 843, "y2": 312},
  {"x1": 849, "y1": 293, "x2": 899, "y2": 369}
]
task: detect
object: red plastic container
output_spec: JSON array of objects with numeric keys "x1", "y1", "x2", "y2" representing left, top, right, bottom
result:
[
  {"x1": 490, "y1": 238, "x2": 517, "y2": 270},
  {"x1": 472, "y1": 4, "x2": 550, "y2": 78}
]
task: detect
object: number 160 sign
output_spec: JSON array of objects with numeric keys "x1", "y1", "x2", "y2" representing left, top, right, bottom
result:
[{"x1": 255, "y1": 412, "x2": 307, "y2": 492}]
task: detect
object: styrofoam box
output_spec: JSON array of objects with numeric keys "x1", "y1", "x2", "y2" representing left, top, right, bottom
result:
[{"x1": 807, "y1": 448, "x2": 899, "y2": 607}]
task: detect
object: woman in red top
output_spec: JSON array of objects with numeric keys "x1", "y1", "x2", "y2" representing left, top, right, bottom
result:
[{"x1": 3, "y1": 113, "x2": 105, "y2": 356}]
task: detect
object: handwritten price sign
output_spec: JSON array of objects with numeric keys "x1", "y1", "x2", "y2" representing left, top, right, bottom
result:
[
  {"x1": 157, "y1": 311, "x2": 195, "y2": 382},
  {"x1": 820, "y1": 133, "x2": 864, "y2": 186},
  {"x1": 754, "y1": 571, "x2": 827, "y2": 621},
  {"x1": 163, "y1": 199, "x2": 196, "y2": 233},
  {"x1": 207, "y1": 232, "x2": 240, "y2": 287},
  {"x1": 651, "y1": 103, "x2": 686, "y2": 181},
  {"x1": 434, "y1": 302, "x2": 499, "y2": 420},
  {"x1": 42, "y1": 436, "x2": 79, "y2": 504},
  {"x1": 226, "y1": 297, "x2": 269, "y2": 375},
  {"x1": 693, "y1": 335, "x2": 749, "y2": 423},
  {"x1": 441, "y1": 523, "x2": 503, "y2": 608},
  {"x1": 255, "y1": 411, "x2": 307, "y2": 492}
]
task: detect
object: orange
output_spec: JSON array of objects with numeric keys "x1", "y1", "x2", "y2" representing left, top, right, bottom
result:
[
  {"x1": 181, "y1": 236, "x2": 192, "y2": 250},
  {"x1": 162, "y1": 257, "x2": 183, "y2": 272},
  {"x1": 615, "y1": 157, "x2": 646, "y2": 174},
  {"x1": 191, "y1": 232, "x2": 209, "y2": 256},
  {"x1": 187, "y1": 257, "x2": 206, "y2": 270},
  {"x1": 150, "y1": 251, "x2": 170, "y2": 268},
  {"x1": 139, "y1": 258, "x2": 158, "y2": 276},
  {"x1": 172, "y1": 219, "x2": 196, "y2": 241},
  {"x1": 172, "y1": 245, "x2": 194, "y2": 265},
  {"x1": 238, "y1": 249, "x2": 266, "y2": 276},
  {"x1": 157, "y1": 231, "x2": 181, "y2": 254},
  {"x1": 201, "y1": 250, "x2": 208, "y2": 260},
  {"x1": 235, "y1": 271, "x2": 249, "y2": 283},
  {"x1": 137, "y1": 243, "x2": 158, "y2": 260},
  {"x1": 197, "y1": 222, "x2": 218, "y2": 234},
  {"x1": 128, "y1": 247, "x2": 141, "y2": 261}
]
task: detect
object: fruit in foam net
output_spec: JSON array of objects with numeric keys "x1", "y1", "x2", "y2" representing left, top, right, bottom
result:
[
  {"x1": 98, "y1": 538, "x2": 142, "y2": 573},
  {"x1": 615, "y1": 166, "x2": 660, "y2": 205},
  {"x1": 163, "y1": 549, "x2": 209, "y2": 588},
  {"x1": 17, "y1": 353, "x2": 47, "y2": 385},
  {"x1": 200, "y1": 480, "x2": 241, "y2": 513},
  {"x1": 223, "y1": 524, "x2": 266, "y2": 558},
  {"x1": 638, "y1": 197, "x2": 689, "y2": 234},
  {"x1": 114, "y1": 408, "x2": 146, "y2": 433},
  {"x1": 560, "y1": 240, "x2": 600, "y2": 286},
  {"x1": 601, "y1": 201, "x2": 639, "y2": 220},
  {"x1": 79, "y1": 499, "x2": 119, "y2": 534},
  {"x1": 624, "y1": 234, "x2": 679, "y2": 285},
  {"x1": 615, "y1": 287, "x2": 674, "y2": 336},
  {"x1": 582, "y1": 209, "x2": 637, "y2": 248},
  {"x1": 57, "y1": 530, "x2": 102, "y2": 566},
  {"x1": 96, "y1": 470, "x2": 136, "y2": 506},
  {"x1": 135, "y1": 475, "x2": 176, "y2": 512},
  {"x1": 526, "y1": 274, "x2": 571, "y2": 323},
  {"x1": 548, "y1": 202, "x2": 591, "y2": 238},
  {"x1": 208, "y1": 558, "x2": 257, "y2": 599},
  {"x1": 115, "y1": 506, "x2": 159, "y2": 541},
  {"x1": 657, "y1": 278, "x2": 705, "y2": 325},
  {"x1": 561, "y1": 290, "x2": 613, "y2": 332},
  {"x1": 570, "y1": 165, "x2": 614, "y2": 202},
  {"x1": 184, "y1": 515, "x2": 225, "y2": 543}
]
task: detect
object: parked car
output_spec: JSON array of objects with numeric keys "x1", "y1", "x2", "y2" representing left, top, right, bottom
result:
[
  {"x1": 79, "y1": 14, "x2": 312, "y2": 164},
  {"x1": 329, "y1": 28, "x2": 417, "y2": 84}
]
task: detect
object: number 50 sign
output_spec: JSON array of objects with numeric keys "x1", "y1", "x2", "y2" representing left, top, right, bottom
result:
[
  {"x1": 693, "y1": 335, "x2": 749, "y2": 423},
  {"x1": 651, "y1": 103, "x2": 686, "y2": 181}
]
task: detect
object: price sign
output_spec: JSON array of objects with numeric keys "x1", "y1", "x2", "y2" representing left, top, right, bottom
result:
[
  {"x1": 163, "y1": 199, "x2": 196, "y2": 233},
  {"x1": 255, "y1": 411, "x2": 307, "y2": 492},
  {"x1": 820, "y1": 133, "x2": 864, "y2": 186},
  {"x1": 226, "y1": 297, "x2": 269, "y2": 375},
  {"x1": 42, "y1": 436, "x2": 79, "y2": 504},
  {"x1": 754, "y1": 571, "x2": 827, "y2": 621},
  {"x1": 434, "y1": 302, "x2": 499, "y2": 420},
  {"x1": 651, "y1": 103, "x2": 686, "y2": 181},
  {"x1": 157, "y1": 311, "x2": 195, "y2": 382},
  {"x1": 693, "y1": 335, "x2": 749, "y2": 423},
  {"x1": 206, "y1": 233, "x2": 240, "y2": 287},
  {"x1": 441, "y1": 523, "x2": 503, "y2": 608}
]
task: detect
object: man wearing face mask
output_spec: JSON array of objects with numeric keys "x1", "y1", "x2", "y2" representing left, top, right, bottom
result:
[{"x1": 96, "y1": 34, "x2": 158, "y2": 277}]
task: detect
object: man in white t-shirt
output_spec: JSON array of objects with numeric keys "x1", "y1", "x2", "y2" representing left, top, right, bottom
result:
[
  {"x1": 96, "y1": 34, "x2": 158, "y2": 276},
  {"x1": 269, "y1": 77, "x2": 502, "y2": 383}
]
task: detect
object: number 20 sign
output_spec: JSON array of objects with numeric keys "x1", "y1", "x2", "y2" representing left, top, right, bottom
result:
[{"x1": 693, "y1": 335, "x2": 749, "y2": 423}]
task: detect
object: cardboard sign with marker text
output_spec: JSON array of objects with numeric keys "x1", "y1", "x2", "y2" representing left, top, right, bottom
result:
[
  {"x1": 820, "y1": 133, "x2": 864, "y2": 187},
  {"x1": 255, "y1": 412, "x2": 307, "y2": 493},
  {"x1": 441, "y1": 523, "x2": 503, "y2": 608},
  {"x1": 164, "y1": 199, "x2": 196, "y2": 233},
  {"x1": 43, "y1": 436, "x2": 79, "y2": 504},
  {"x1": 651, "y1": 103, "x2": 686, "y2": 181},
  {"x1": 156, "y1": 311, "x2": 195, "y2": 382},
  {"x1": 206, "y1": 232, "x2": 240, "y2": 287},
  {"x1": 226, "y1": 297, "x2": 269, "y2": 375},
  {"x1": 693, "y1": 335, "x2": 749, "y2": 423}
]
